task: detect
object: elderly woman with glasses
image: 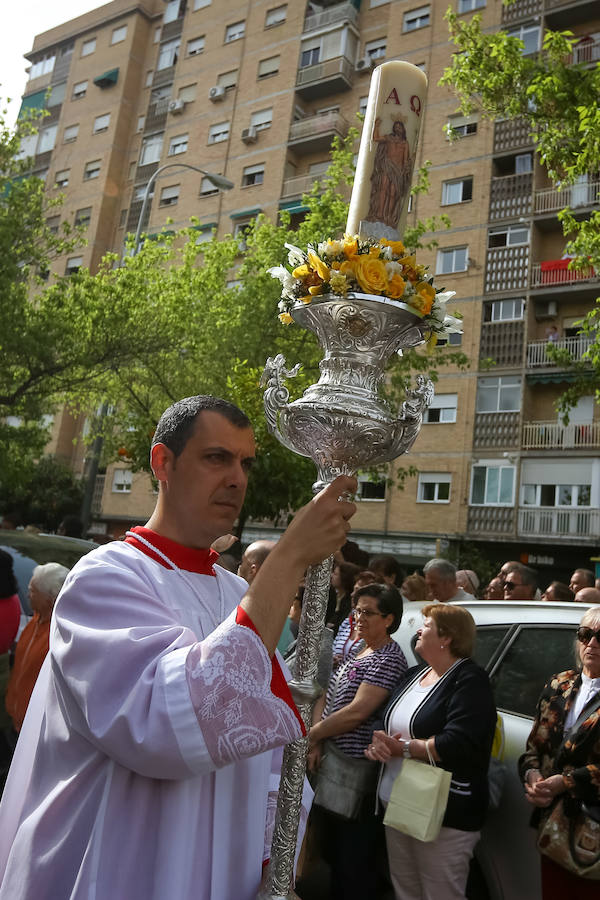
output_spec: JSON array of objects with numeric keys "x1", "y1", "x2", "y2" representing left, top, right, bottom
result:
[{"x1": 519, "y1": 605, "x2": 600, "y2": 899}]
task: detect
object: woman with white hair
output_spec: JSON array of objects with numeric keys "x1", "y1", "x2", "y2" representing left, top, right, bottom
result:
[
  {"x1": 519, "y1": 605, "x2": 600, "y2": 898},
  {"x1": 5, "y1": 563, "x2": 69, "y2": 731}
]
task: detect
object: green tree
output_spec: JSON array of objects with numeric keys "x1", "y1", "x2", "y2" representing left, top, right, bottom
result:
[
  {"x1": 0, "y1": 455, "x2": 83, "y2": 531},
  {"x1": 440, "y1": 13, "x2": 600, "y2": 415}
]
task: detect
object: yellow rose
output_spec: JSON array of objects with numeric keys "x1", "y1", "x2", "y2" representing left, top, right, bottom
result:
[
  {"x1": 399, "y1": 255, "x2": 418, "y2": 283},
  {"x1": 340, "y1": 259, "x2": 356, "y2": 277},
  {"x1": 381, "y1": 238, "x2": 405, "y2": 256},
  {"x1": 354, "y1": 256, "x2": 388, "y2": 294},
  {"x1": 410, "y1": 294, "x2": 430, "y2": 315},
  {"x1": 368, "y1": 246, "x2": 381, "y2": 258},
  {"x1": 307, "y1": 249, "x2": 330, "y2": 282},
  {"x1": 278, "y1": 311, "x2": 293, "y2": 325},
  {"x1": 387, "y1": 273, "x2": 406, "y2": 300},
  {"x1": 342, "y1": 236, "x2": 358, "y2": 258}
]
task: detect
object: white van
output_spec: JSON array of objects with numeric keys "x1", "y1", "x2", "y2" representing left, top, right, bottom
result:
[{"x1": 392, "y1": 599, "x2": 593, "y2": 900}]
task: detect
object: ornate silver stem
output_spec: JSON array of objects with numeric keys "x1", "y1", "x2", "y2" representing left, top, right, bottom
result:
[{"x1": 259, "y1": 292, "x2": 433, "y2": 899}]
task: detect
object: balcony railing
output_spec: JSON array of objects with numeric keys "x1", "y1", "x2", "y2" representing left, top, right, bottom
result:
[
  {"x1": 479, "y1": 320, "x2": 525, "y2": 367},
  {"x1": 534, "y1": 177, "x2": 600, "y2": 214},
  {"x1": 467, "y1": 506, "x2": 515, "y2": 535},
  {"x1": 489, "y1": 173, "x2": 533, "y2": 220},
  {"x1": 526, "y1": 336, "x2": 592, "y2": 367},
  {"x1": 91, "y1": 475, "x2": 106, "y2": 516},
  {"x1": 295, "y1": 55, "x2": 354, "y2": 97},
  {"x1": 518, "y1": 506, "x2": 600, "y2": 539},
  {"x1": 530, "y1": 259, "x2": 597, "y2": 288},
  {"x1": 288, "y1": 110, "x2": 349, "y2": 152},
  {"x1": 473, "y1": 411, "x2": 520, "y2": 449},
  {"x1": 501, "y1": 0, "x2": 542, "y2": 23},
  {"x1": 493, "y1": 118, "x2": 532, "y2": 154},
  {"x1": 566, "y1": 36, "x2": 600, "y2": 65},
  {"x1": 281, "y1": 173, "x2": 316, "y2": 199},
  {"x1": 485, "y1": 245, "x2": 530, "y2": 293},
  {"x1": 522, "y1": 420, "x2": 600, "y2": 449},
  {"x1": 304, "y1": 2, "x2": 358, "y2": 32}
]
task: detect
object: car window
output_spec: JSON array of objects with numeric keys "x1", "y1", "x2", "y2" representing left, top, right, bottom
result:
[
  {"x1": 472, "y1": 625, "x2": 512, "y2": 670},
  {"x1": 490, "y1": 625, "x2": 577, "y2": 718}
]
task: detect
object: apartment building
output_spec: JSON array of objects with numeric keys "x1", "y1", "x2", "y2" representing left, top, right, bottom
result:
[{"x1": 19, "y1": 0, "x2": 599, "y2": 579}]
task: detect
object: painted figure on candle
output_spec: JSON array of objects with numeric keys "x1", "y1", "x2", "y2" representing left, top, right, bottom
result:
[{"x1": 365, "y1": 118, "x2": 412, "y2": 229}]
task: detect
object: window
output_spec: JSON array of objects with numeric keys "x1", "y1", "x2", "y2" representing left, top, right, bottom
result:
[
  {"x1": 72, "y1": 80, "x2": 88, "y2": 99},
  {"x1": 488, "y1": 224, "x2": 529, "y2": 248},
  {"x1": 140, "y1": 132, "x2": 163, "y2": 165},
  {"x1": 266, "y1": 5, "x2": 287, "y2": 26},
  {"x1": 55, "y1": 169, "x2": 70, "y2": 187},
  {"x1": 163, "y1": 0, "x2": 181, "y2": 23},
  {"x1": 365, "y1": 39, "x2": 386, "y2": 61},
  {"x1": 154, "y1": 27, "x2": 161, "y2": 43},
  {"x1": 357, "y1": 473, "x2": 386, "y2": 501},
  {"x1": 300, "y1": 43, "x2": 320, "y2": 68},
  {"x1": 258, "y1": 56, "x2": 280, "y2": 79},
  {"x1": 515, "y1": 153, "x2": 533, "y2": 174},
  {"x1": 157, "y1": 38, "x2": 180, "y2": 70},
  {"x1": 370, "y1": 0, "x2": 391, "y2": 6},
  {"x1": 29, "y1": 53, "x2": 55, "y2": 79},
  {"x1": 112, "y1": 469, "x2": 132, "y2": 493},
  {"x1": 81, "y1": 38, "x2": 97, "y2": 57},
  {"x1": 46, "y1": 215, "x2": 60, "y2": 234},
  {"x1": 64, "y1": 124, "x2": 79, "y2": 143},
  {"x1": 178, "y1": 84, "x2": 197, "y2": 102},
  {"x1": 145, "y1": 70, "x2": 154, "y2": 86},
  {"x1": 458, "y1": 0, "x2": 485, "y2": 10},
  {"x1": 65, "y1": 256, "x2": 83, "y2": 275},
  {"x1": 18, "y1": 133, "x2": 37, "y2": 160},
  {"x1": 470, "y1": 463, "x2": 515, "y2": 505},
  {"x1": 217, "y1": 70, "x2": 238, "y2": 90},
  {"x1": 84, "y1": 159, "x2": 101, "y2": 180},
  {"x1": 309, "y1": 160, "x2": 330, "y2": 176},
  {"x1": 200, "y1": 176, "x2": 219, "y2": 196},
  {"x1": 159, "y1": 185, "x2": 179, "y2": 207},
  {"x1": 208, "y1": 121, "x2": 230, "y2": 144},
  {"x1": 234, "y1": 220, "x2": 253, "y2": 249},
  {"x1": 476, "y1": 375, "x2": 521, "y2": 412},
  {"x1": 403, "y1": 5, "x2": 431, "y2": 31},
  {"x1": 168, "y1": 133, "x2": 188, "y2": 155},
  {"x1": 133, "y1": 184, "x2": 148, "y2": 201},
  {"x1": 447, "y1": 114, "x2": 478, "y2": 138},
  {"x1": 484, "y1": 298, "x2": 524, "y2": 322},
  {"x1": 437, "y1": 246, "x2": 468, "y2": 274},
  {"x1": 195, "y1": 226, "x2": 215, "y2": 244},
  {"x1": 522, "y1": 483, "x2": 591, "y2": 508},
  {"x1": 436, "y1": 332, "x2": 463, "y2": 347},
  {"x1": 359, "y1": 96, "x2": 368, "y2": 116},
  {"x1": 137, "y1": 115, "x2": 145, "y2": 132},
  {"x1": 47, "y1": 82, "x2": 66, "y2": 106},
  {"x1": 37, "y1": 124, "x2": 57, "y2": 154},
  {"x1": 250, "y1": 108, "x2": 272, "y2": 131},
  {"x1": 193, "y1": 0, "x2": 211, "y2": 8},
  {"x1": 75, "y1": 207, "x2": 92, "y2": 227},
  {"x1": 93, "y1": 113, "x2": 110, "y2": 133},
  {"x1": 187, "y1": 36, "x2": 205, "y2": 56},
  {"x1": 225, "y1": 21, "x2": 245, "y2": 43},
  {"x1": 151, "y1": 84, "x2": 172, "y2": 101},
  {"x1": 442, "y1": 176, "x2": 473, "y2": 205},
  {"x1": 424, "y1": 393, "x2": 457, "y2": 424},
  {"x1": 242, "y1": 163, "x2": 265, "y2": 187},
  {"x1": 508, "y1": 25, "x2": 540, "y2": 56},
  {"x1": 418, "y1": 473, "x2": 451, "y2": 503},
  {"x1": 111, "y1": 25, "x2": 127, "y2": 44},
  {"x1": 119, "y1": 209, "x2": 127, "y2": 227}
]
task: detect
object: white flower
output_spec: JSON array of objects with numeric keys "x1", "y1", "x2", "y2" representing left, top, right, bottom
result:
[
  {"x1": 385, "y1": 260, "x2": 403, "y2": 277},
  {"x1": 268, "y1": 266, "x2": 296, "y2": 300},
  {"x1": 284, "y1": 242, "x2": 305, "y2": 267},
  {"x1": 318, "y1": 239, "x2": 343, "y2": 257},
  {"x1": 381, "y1": 245, "x2": 393, "y2": 260}
]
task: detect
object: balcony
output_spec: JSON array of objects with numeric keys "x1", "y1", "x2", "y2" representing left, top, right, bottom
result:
[
  {"x1": 479, "y1": 320, "x2": 525, "y2": 367},
  {"x1": 545, "y1": 0, "x2": 599, "y2": 28},
  {"x1": 526, "y1": 336, "x2": 592, "y2": 367},
  {"x1": 493, "y1": 118, "x2": 532, "y2": 154},
  {"x1": 288, "y1": 111, "x2": 350, "y2": 154},
  {"x1": 295, "y1": 55, "x2": 354, "y2": 100},
  {"x1": 485, "y1": 245, "x2": 530, "y2": 294},
  {"x1": 522, "y1": 420, "x2": 600, "y2": 449},
  {"x1": 91, "y1": 475, "x2": 106, "y2": 516},
  {"x1": 530, "y1": 259, "x2": 598, "y2": 288},
  {"x1": 467, "y1": 506, "x2": 515, "y2": 535},
  {"x1": 303, "y1": 2, "x2": 358, "y2": 32},
  {"x1": 501, "y1": 0, "x2": 542, "y2": 23},
  {"x1": 489, "y1": 173, "x2": 533, "y2": 221},
  {"x1": 473, "y1": 412, "x2": 520, "y2": 449},
  {"x1": 534, "y1": 177, "x2": 599, "y2": 216},
  {"x1": 144, "y1": 98, "x2": 169, "y2": 132},
  {"x1": 281, "y1": 173, "x2": 316, "y2": 200},
  {"x1": 518, "y1": 506, "x2": 600, "y2": 540},
  {"x1": 566, "y1": 35, "x2": 600, "y2": 66}
]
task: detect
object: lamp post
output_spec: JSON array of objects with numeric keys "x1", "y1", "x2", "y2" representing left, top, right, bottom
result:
[{"x1": 133, "y1": 163, "x2": 234, "y2": 253}]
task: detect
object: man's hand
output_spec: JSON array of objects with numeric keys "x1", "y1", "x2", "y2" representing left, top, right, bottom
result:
[{"x1": 524, "y1": 770, "x2": 565, "y2": 808}]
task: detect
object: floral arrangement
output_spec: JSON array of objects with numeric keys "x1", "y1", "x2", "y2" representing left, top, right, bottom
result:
[{"x1": 268, "y1": 234, "x2": 462, "y2": 340}]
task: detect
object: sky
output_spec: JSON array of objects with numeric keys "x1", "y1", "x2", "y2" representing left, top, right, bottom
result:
[{"x1": 1, "y1": 2, "x2": 102, "y2": 128}]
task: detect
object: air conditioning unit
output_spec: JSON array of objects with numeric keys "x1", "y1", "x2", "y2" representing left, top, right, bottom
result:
[
  {"x1": 241, "y1": 126, "x2": 258, "y2": 144},
  {"x1": 168, "y1": 99, "x2": 185, "y2": 115},
  {"x1": 355, "y1": 56, "x2": 373, "y2": 73},
  {"x1": 209, "y1": 85, "x2": 226, "y2": 102},
  {"x1": 535, "y1": 299, "x2": 558, "y2": 320}
]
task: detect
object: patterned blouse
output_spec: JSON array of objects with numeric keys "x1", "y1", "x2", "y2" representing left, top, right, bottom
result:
[{"x1": 323, "y1": 641, "x2": 407, "y2": 758}]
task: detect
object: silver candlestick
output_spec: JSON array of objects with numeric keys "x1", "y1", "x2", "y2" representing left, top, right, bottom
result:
[{"x1": 257, "y1": 292, "x2": 433, "y2": 899}]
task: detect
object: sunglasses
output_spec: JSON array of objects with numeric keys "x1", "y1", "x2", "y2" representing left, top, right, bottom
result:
[{"x1": 576, "y1": 627, "x2": 600, "y2": 644}]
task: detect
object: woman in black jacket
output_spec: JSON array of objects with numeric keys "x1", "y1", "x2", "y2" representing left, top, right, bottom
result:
[{"x1": 366, "y1": 603, "x2": 496, "y2": 900}]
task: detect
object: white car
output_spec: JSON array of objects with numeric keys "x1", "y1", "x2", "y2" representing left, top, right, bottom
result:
[{"x1": 392, "y1": 599, "x2": 593, "y2": 900}]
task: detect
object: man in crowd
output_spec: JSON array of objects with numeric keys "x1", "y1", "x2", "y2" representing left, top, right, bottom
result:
[
  {"x1": 238, "y1": 539, "x2": 276, "y2": 585},
  {"x1": 0, "y1": 395, "x2": 356, "y2": 900},
  {"x1": 423, "y1": 558, "x2": 472, "y2": 604},
  {"x1": 569, "y1": 568, "x2": 595, "y2": 596},
  {"x1": 573, "y1": 586, "x2": 600, "y2": 604},
  {"x1": 502, "y1": 563, "x2": 537, "y2": 600}
]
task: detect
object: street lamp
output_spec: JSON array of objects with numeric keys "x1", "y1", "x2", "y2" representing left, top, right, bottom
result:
[{"x1": 133, "y1": 163, "x2": 234, "y2": 253}]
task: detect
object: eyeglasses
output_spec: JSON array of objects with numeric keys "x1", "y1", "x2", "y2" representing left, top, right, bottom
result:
[
  {"x1": 504, "y1": 580, "x2": 519, "y2": 591},
  {"x1": 576, "y1": 627, "x2": 600, "y2": 645},
  {"x1": 354, "y1": 608, "x2": 385, "y2": 619}
]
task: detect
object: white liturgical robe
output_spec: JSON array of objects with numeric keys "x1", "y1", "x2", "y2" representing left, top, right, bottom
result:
[{"x1": 0, "y1": 528, "x2": 308, "y2": 900}]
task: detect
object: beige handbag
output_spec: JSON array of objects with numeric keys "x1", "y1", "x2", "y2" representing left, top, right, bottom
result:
[{"x1": 383, "y1": 740, "x2": 451, "y2": 842}]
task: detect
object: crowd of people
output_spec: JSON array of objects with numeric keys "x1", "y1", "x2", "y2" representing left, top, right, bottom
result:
[{"x1": 0, "y1": 394, "x2": 598, "y2": 899}]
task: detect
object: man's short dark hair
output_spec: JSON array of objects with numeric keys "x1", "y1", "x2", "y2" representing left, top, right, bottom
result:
[
  {"x1": 354, "y1": 582, "x2": 403, "y2": 634},
  {"x1": 573, "y1": 568, "x2": 595, "y2": 587},
  {"x1": 511, "y1": 563, "x2": 537, "y2": 590},
  {"x1": 152, "y1": 396, "x2": 251, "y2": 458}
]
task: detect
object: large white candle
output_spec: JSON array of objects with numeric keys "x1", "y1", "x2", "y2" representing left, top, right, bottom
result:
[{"x1": 346, "y1": 61, "x2": 428, "y2": 241}]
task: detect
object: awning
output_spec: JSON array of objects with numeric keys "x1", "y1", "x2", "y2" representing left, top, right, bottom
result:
[
  {"x1": 278, "y1": 200, "x2": 309, "y2": 215},
  {"x1": 18, "y1": 90, "x2": 46, "y2": 118},
  {"x1": 191, "y1": 221, "x2": 217, "y2": 232},
  {"x1": 94, "y1": 68, "x2": 119, "y2": 88},
  {"x1": 229, "y1": 207, "x2": 262, "y2": 220}
]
